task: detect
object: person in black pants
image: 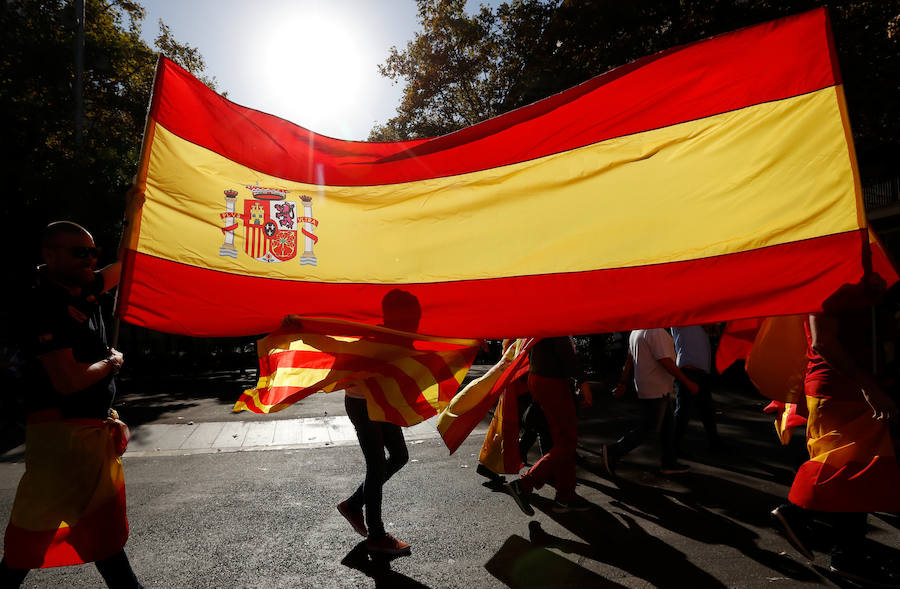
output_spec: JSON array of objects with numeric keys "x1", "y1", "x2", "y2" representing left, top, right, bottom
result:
[
  {"x1": 339, "y1": 393, "x2": 410, "y2": 555},
  {"x1": 335, "y1": 290, "x2": 420, "y2": 556},
  {"x1": 518, "y1": 392, "x2": 553, "y2": 466}
]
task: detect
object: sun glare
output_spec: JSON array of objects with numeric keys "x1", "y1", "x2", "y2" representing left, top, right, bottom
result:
[{"x1": 260, "y1": 13, "x2": 366, "y2": 135}]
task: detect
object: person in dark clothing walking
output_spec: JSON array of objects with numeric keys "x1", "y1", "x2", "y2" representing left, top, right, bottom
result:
[
  {"x1": 0, "y1": 221, "x2": 141, "y2": 588},
  {"x1": 335, "y1": 290, "x2": 420, "y2": 556},
  {"x1": 506, "y1": 337, "x2": 590, "y2": 514},
  {"x1": 671, "y1": 325, "x2": 721, "y2": 455},
  {"x1": 603, "y1": 328, "x2": 697, "y2": 475}
]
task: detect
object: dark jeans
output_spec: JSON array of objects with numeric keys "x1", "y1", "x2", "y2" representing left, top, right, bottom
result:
[
  {"x1": 786, "y1": 502, "x2": 868, "y2": 554},
  {"x1": 608, "y1": 395, "x2": 677, "y2": 467},
  {"x1": 345, "y1": 395, "x2": 409, "y2": 538},
  {"x1": 674, "y1": 368, "x2": 720, "y2": 450},
  {"x1": 0, "y1": 550, "x2": 141, "y2": 588},
  {"x1": 519, "y1": 394, "x2": 553, "y2": 462}
]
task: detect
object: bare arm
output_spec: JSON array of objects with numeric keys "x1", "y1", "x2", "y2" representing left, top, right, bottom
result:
[
  {"x1": 810, "y1": 313, "x2": 896, "y2": 421},
  {"x1": 612, "y1": 354, "x2": 634, "y2": 399},
  {"x1": 39, "y1": 348, "x2": 122, "y2": 395},
  {"x1": 99, "y1": 262, "x2": 121, "y2": 292},
  {"x1": 659, "y1": 357, "x2": 699, "y2": 395}
]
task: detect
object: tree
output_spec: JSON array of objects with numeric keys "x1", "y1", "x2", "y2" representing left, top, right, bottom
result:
[
  {"x1": 370, "y1": 0, "x2": 529, "y2": 140},
  {"x1": 371, "y1": 0, "x2": 900, "y2": 180},
  {"x1": 0, "y1": 0, "x2": 218, "y2": 282},
  {"x1": 155, "y1": 19, "x2": 220, "y2": 92},
  {"x1": 0, "y1": 0, "x2": 222, "y2": 368}
]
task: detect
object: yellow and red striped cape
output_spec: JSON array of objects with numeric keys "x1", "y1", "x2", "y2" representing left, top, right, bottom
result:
[
  {"x1": 118, "y1": 8, "x2": 872, "y2": 340},
  {"x1": 790, "y1": 394, "x2": 900, "y2": 513},
  {"x1": 3, "y1": 414, "x2": 129, "y2": 568},
  {"x1": 235, "y1": 318, "x2": 479, "y2": 425}
]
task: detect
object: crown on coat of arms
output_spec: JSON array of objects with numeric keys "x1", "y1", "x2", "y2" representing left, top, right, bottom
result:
[{"x1": 245, "y1": 184, "x2": 288, "y2": 200}]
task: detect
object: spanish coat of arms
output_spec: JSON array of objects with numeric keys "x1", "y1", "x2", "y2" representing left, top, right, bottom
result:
[{"x1": 218, "y1": 185, "x2": 318, "y2": 266}]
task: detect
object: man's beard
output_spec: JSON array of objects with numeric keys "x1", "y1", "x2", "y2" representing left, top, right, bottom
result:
[{"x1": 59, "y1": 265, "x2": 95, "y2": 288}]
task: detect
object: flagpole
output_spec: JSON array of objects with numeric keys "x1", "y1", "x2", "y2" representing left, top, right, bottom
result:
[{"x1": 111, "y1": 56, "x2": 163, "y2": 349}]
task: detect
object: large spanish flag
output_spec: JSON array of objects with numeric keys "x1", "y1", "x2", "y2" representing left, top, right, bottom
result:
[{"x1": 119, "y1": 8, "x2": 869, "y2": 338}]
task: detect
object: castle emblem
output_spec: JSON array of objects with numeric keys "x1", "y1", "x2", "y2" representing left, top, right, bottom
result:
[{"x1": 218, "y1": 185, "x2": 318, "y2": 265}]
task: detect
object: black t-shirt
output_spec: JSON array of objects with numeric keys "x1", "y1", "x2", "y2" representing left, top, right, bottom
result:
[
  {"x1": 529, "y1": 336, "x2": 579, "y2": 379},
  {"x1": 22, "y1": 269, "x2": 115, "y2": 418}
]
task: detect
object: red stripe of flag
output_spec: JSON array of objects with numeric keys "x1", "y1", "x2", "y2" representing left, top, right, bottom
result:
[
  {"x1": 250, "y1": 386, "x2": 321, "y2": 409},
  {"x1": 121, "y1": 229, "x2": 866, "y2": 338},
  {"x1": 413, "y1": 351, "x2": 473, "y2": 404},
  {"x1": 252, "y1": 347, "x2": 466, "y2": 422},
  {"x1": 363, "y1": 378, "x2": 408, "y2": 425},
  {"x1": 149, "y1": 8, "x2": 835, "y2": 186}
]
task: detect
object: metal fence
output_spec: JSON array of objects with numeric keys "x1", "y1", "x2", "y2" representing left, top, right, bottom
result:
[{"x1": 864, "y1": 177, "x2": 900, "y2": 210}]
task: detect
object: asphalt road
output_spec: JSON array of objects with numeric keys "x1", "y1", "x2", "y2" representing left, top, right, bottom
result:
[{"x1": 1, "y1": 370, "x2": 898, "y2": 588}]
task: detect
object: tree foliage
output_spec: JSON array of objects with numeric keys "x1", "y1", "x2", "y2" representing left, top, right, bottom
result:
[
  {"x1": 371, "y1": 0, "x2": 900, "y2": 180},
  {"x1": 0, "y1": 0, "x2": 217, "y2": 279},
  {"x1": 155, "y1": 19, "x2": 219, "y2": 92}
]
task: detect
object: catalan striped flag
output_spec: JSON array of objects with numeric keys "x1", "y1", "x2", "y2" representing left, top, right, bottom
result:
[
  {"x1": 438, "y1": 338, "x2": 531, "y2": 454},
  {"x1": 118, "y1": 7, "x2": 872, "y2": 339},
  {"x1": 234, "y1": 318, "x2": 479, "y2": 425}
]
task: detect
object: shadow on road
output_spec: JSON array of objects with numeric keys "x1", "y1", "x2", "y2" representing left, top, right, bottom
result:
[
  {"x1": 341, "y1": 541, "x2": 431, "y2": 589},
  {"x1": 478, "y1": 458, "x2": 822, "y2": 587},
  {"x1": 114, "y1": 370, "x2": 257, "y2": 427},
  {"x1": 576, "y1": 471, "x2": 821, "y2": 583},
  {"x1": 526, "y1": 498, "x2": 731, "y2": 589},
  {"x1": 485, "y1": 534, "x2": 627, "y2": 589}
]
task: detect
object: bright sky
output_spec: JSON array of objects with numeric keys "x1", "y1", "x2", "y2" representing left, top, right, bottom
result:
[{"x1": 138, "y1": 0, "x2": 501, "y2": 140}]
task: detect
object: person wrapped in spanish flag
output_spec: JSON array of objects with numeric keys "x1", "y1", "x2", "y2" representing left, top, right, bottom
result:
[
  {"x1": 0, "y1": 222, "x2": 140, "y2": 588},
  {"x1": 771, "y1": 282, "x2": 900, "y2": 587}
]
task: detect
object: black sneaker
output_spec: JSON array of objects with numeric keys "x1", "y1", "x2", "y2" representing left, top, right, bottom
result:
[
  {"x1": 475, "y1": 463, "x2": 506, "y2": 486},
  {"x1": 770, "y1": 503, "x2": 814, "y2": 560},
  {"x1": 829, "y1": 548, "x2": 900, "y2": 588},
  {"x1": 552, "y1": 496, "x2": 592, "y2": 513},
  {"x1": 659, "y1": 462, "x2": 691, "y2": 475},
  {"x1": 601, "y1": 444, "x2": 616, "y2": 476},
  {"x1": 505, "y1": 479, "x2": 535, "y2": 516}
]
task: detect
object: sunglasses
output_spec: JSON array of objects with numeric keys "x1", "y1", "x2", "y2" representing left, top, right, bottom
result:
[{"x1": 65, "y1": 246, "x2": 101, "y2": 259}]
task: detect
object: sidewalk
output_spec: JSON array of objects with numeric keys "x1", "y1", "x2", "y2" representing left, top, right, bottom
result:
[
  {"x1": 1, "y1": 367, "x2": 494, "y2": 461},
  {"x1": 122, "y1": 414, "x2": 472, "y2": 457}
]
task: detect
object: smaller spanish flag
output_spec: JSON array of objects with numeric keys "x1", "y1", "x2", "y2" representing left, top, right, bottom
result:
[
  {"x1": 234, "y1": 318, "x2": 479, "y2": 426},
  {"x1": 3, "y1": 416, "x2": 129, "y2": 568}
]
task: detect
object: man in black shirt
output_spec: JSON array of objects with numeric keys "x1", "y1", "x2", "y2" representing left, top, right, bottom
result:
[{"x1": 0, "y1": 222, "x2": 141, "y2": 588}]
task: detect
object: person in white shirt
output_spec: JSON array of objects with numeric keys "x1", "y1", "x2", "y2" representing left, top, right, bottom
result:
[{"x1": 602, "y1": 328, "x2": 698, "y2": 475}]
